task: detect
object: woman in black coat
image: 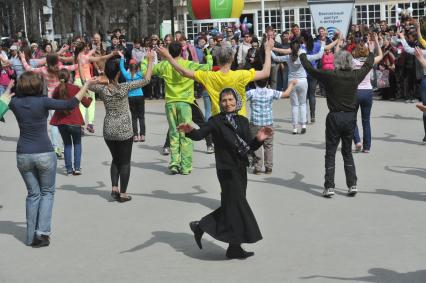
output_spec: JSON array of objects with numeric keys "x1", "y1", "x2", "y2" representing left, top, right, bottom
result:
[{"x1": 177, "y1": 88, "x2": 273, "y2": 259}]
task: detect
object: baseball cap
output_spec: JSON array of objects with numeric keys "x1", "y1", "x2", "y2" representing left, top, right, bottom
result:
[{"x1": 10, "y1": 45, "x2": 18, "y2": 51}]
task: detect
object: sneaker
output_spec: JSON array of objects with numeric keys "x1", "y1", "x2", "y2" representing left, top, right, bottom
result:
[
  {"x1": 355, "y1": 143, "x2": 362, "y2": 152},
  {"x1": 423, "y1": 135, "x2": 426, "y2": 143},
  {"x1": 311, "y1": 117, "x2": 316, "y2": 123},
  {"x1": 66, "y1": 171, "x2": 73, "y2": 176},
  {"x1": 31, "y1": 235, "x2": 50, "y2": 248},
  {"x1": 265, "y1": 168, "x2": 272, "y2": 174},
  {"x1": 133, "y1": 136, "x2": 139, "y2": 142},
  {"x1": 169, "y1": 166, "x2": 180, "y2": 175},
  {"x1": 292, "y1": 128, "x2": 298, "y2": 135},
  {"x1": 81, "y1": 126, "x2": 85, "y2": 136},
  {"x1": 206, "y1": 146, "x2": 214, "y2": 154},
  {"x1": 405, "y1": 99, "x2": 410, "y2": 103},
  {"x1": 73, "y1": 169, "x2": 82, "y2": 176},
  {"x1": 347, "y1": 186, "x2": 358, "y2": 196},
  {"x1": 139, "y1": 135, "x2": 145, "y2": 142},
  {"x1": 162, "y1": 147, "x2": 170, "y2": 155},
  {"x1": 411, "y1": 99, "x2": 416, "y2": 103},
  {"x1": 253, "y1": 168, "x2": 262, "y2": 175},
  {"x1": 362, "y1": 149, "x2": 370, "y2": 153},
  {"x1": 323, "y1": 188, "x2": 335, "y2": 198},
  {"x1": 181, "y1": 170, "x2": 191, "y2": 175},
  {"x1": 86, "y1": 124, "x2": 95, "y2": 133},
  {"x1": 301, "y1": 127, "x2": 307, "y2": 134}
]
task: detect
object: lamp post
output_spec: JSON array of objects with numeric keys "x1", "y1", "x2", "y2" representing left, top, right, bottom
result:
[{"x1": 171, "y1": 0, "x2": 175, "y2": 35}]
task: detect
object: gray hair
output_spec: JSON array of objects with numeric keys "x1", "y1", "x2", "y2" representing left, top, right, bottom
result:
[
  {"x1": 213, "y1": 44, "x2": 234, "y2": 66},
  {"x1": 334, "y1": 50, "x2": 353, "y2": 71}
]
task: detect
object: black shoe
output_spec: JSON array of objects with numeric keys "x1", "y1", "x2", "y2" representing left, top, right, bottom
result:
[
  {"x1": 423, "y1": 135, "x2": 426, "y2": 143},
  {"x1": 265, "y1": 168, "x2": 272, "y2": 174},
  {"x1": 226, "y1": 245, "x2": 255, "y2": 259},
  {"x1": 31, "y1": 235, "x2": 50, "y2": 248},
  {"x1": 301, "y1": 127, "x2": 307, "y2": 134},
  {"x1": 111, "y1": 191, "x2": 120, "y2": 200},
  {"x1": 189, "y1": 221, "x2": 203, "y2": 249},
  {"x1": 118, "y1": 195, "x2": 132, "y2": 203}
]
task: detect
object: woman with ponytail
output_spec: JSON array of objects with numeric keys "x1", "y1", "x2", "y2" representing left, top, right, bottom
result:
[
  {"x1": 50, "y1": 69, "x2": 93, "y2": 175},
  {"x1": 20, "y1": 52, "x2": 79, "y2": 158}
]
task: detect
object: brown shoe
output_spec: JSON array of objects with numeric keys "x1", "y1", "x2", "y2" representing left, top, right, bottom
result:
[
  {"x1": 253, "y1": 169, "x2": 262, "y2": 175},
  {"x1": 265, "y1": 168, "x2": 272, "y2": 174}
]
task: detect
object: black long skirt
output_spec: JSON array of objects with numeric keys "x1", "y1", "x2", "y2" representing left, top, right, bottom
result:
[{"x1": 199, "y1": 166, "x2": 263, "y2": 244}]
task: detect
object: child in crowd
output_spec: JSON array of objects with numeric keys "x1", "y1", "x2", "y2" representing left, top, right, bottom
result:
[{"x1": 246, "y1": 79, "x2": 297, "y2": 174}]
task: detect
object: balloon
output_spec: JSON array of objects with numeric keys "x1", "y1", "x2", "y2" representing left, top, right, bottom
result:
[
  {"x1": 246, "y1": 23, "x2": 253, "y2": 29},
  {"x1": 396, "y1": 7, "x2": 402, "y2": 14},
  {"x1": 407, "y1": 7, "x2": 413, "y2": 14}
]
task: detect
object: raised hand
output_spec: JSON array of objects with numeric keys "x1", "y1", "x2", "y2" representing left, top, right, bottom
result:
[
  {"x1": 157, "y1": 46, "x2": 170, "y2": 59},
  {"x1": 2, "y1": 80, "x2": 15, "y2": 101},
  {"x1": 256, "y1": 126, "x2": 273, "y2": 142},
  {"x1": 265, "y1": 38, "x2": 275, "y2": 51},
  {"x1": 177, "y1": 123, "x2": 194, "y2": 133},
  {"x1": 86, "y1": 76, "x2": 100, "y2": 85}
]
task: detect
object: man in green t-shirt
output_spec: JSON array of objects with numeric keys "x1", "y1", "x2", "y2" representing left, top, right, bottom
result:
[{"x1": 141, "y1": 42, "x2": 212, "y2": 174}]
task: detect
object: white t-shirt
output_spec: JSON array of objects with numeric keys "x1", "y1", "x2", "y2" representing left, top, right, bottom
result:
[{"x1": 352, "y1": 58, "x2": 372, "y2": 90}]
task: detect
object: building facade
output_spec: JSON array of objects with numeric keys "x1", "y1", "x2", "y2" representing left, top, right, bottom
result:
[{"x1": 175, "y1": 0, "x2": 426, "y2": 40}]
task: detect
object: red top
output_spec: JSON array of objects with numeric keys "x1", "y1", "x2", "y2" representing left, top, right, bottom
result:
[{"x1": 50, "y1": 83, "x2": 92, "y2": 126}]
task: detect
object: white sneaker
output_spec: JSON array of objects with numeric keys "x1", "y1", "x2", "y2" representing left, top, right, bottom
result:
[
  {"x1": 292, "y1": 128, "x2": 298, "y2": 135},
  {"x1": 348, "y1": 186, "x2": 358, "y2": 196},
  {"x1": 162, "y1": 147, "x2": 170, "y2": 155},
  {"x1": 323, "y1": 188, "x2": 335, "y2": 198},
  {"x1": 206, "y1": 146, "x2": 214, "y2": 154}
]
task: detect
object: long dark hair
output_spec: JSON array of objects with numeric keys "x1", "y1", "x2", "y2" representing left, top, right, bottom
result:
[
  {"x1": 46, "y1": 54, "x2": 60, "y2": 77},
  {"x1": 57, "y1": 69, "x2": 72, "y2": 115},
  {"x1": 301, "y1": 30, "x2": 314, "y2": 52},
  {"x1": 290, "y1": 40, "x2": 301, "y2": 63}
]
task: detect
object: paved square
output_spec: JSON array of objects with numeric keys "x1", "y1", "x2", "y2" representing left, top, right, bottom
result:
[{"x1": 0, "y1": 98, "x2": 425, "y2": 283}]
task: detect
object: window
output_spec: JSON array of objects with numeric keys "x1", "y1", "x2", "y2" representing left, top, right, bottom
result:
[
  {"x1": 355, "y1": 4, "x2": 380, "y2": 25},
  {"x1": 299, "y1": 8, "x2": 313, "y2": 34},
  {"x1": 257, "y1": 9, "x2": 282, "y2": 37},
  {"x1": 186, "y1": 18, "x2": 197, "y2": 41},
  {"x1": 385, "y1": 2, "x2": 426, "y2": 25},
  {"x1": 283, "y1": 9, "x2": 295, "y2": 32}
]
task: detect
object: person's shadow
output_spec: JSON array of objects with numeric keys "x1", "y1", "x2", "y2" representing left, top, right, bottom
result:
[
  {"x1": 278, "y1": 141, "x2": 325, "y2": 151},
  {"x1": 121, "y1": 231, "x2": 227, "y2": 261},
  {"x1": 133, "y1": 186, "x2": 220, "y2": 210},
  {"x1": 0, "y1": 221, "x2": 27, "y2": 244},
  {"x1": 301, "y1": 268, "x2": 426, "y2": 282},
  {"x1": 364, "y1": 189, "x2": 426, "y2": 202},
  {"x1": 385, "y1": 166, "x2": 426, "y2": 179},
  {"x1": 375, "y1": 114, "x2": 422, "y2": 121},
  {"x1": 0, "y1": 135, "x2": 18, "y2": 142},
  {"x1": 56, "y1": 181, "x2": 112, "y2": 202},
  {"x1": 373, "y1": 133, "x2": 423, "y2": 146},
  {"x1": 249, "y1": 171, "x2": 346, "y2": 198}
]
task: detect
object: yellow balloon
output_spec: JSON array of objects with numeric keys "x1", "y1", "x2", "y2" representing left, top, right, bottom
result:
[{"x1": 231, "y1": 0, "x2": 244, "y2": 18}]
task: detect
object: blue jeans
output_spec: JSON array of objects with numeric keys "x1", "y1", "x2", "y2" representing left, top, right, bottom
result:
[
  {"x1": 49, "y1": 110, "x2": 62, "y2": 150},
  {"x1": 16, "y1": 152, "x2": 57, "y2": 245},
  {"x1": 58, "y1": 125, "x2": 82, "y2": 173},
  {"x1": 202, "y1": 90, "x2": 211, "y2": 122},
  {"x1": 353, "y1": 89, "x2": 373, "y2": 150}
]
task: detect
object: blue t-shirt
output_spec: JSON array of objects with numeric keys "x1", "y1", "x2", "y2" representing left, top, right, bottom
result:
[{"x1": 9, "y1": 96, "x2": 79, "y2": 154}]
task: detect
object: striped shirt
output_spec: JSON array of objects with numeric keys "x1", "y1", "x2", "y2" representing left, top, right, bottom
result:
[
  {"x1": 246, "y1": 87, "x2": 282, "y2": 126},
  {"x1": 21, "y1": 57, "x2": 78, "y2": 97}
]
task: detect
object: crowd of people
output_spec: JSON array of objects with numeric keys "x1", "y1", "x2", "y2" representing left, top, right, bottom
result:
[{"x1": 0, "y1": 14, "x2": 425, "y2": 259}]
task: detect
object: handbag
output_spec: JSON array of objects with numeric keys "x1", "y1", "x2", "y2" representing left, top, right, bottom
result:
[{"x1": 376, "y1": 69, "x2": 390, "y2": 89}]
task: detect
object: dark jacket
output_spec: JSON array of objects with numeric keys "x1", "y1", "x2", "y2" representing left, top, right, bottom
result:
[
  {"x1": 300, "y1": 52, "x2": 374, "y2": 112},
  {"x1": 187, "y1": 113, "x2": 262, "y2": 170}
]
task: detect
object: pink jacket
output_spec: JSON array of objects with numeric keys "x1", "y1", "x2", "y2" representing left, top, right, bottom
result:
[{"x1": 322, "y1": 53, "x2": 334, "y2": 71}]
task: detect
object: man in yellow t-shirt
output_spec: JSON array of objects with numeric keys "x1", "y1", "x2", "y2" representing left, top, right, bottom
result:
[{"x1": 157, "y1": 39, "x2": 275, "y2": 117}]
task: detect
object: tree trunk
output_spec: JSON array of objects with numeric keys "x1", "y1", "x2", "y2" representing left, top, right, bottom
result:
[
  {"x1": 72, "y1": 0, "x2": 82, "y2": 36},
  {"x1": 81, "y1": 0, "x2": 87, "y2": 35},
  {"x1": 28, "y1": 0, "x2": 40, "y2": 40},
  {"x1": 141, "y1": 0, "x2": 148, "y2": 37}
]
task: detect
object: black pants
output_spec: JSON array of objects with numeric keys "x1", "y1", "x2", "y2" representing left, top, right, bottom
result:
[
  {"x1": 163, "y1": 102, "x2": 213, "y2": 148},
  {"x1": 307, "y1": 75, "x2": 317, "y2": 118},
  {"x1": 129, "y1": 96, "x2": 145, "y2": 136},
  {"x1": 324, "y1": 112, "x2": 357, "y2": 189},
  {"x1": 105, "y1": 138, "x2": 133, "y2": 193}
]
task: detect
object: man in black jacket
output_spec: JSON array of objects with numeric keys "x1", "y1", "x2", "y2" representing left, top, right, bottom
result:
[{"x1": 300, "y1": 50, "x2": 374, "y2": 197}]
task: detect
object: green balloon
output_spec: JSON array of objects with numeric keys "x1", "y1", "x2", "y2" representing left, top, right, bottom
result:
[{"x1": 210, "y1": 0, "x2": 232, "y2": 19}]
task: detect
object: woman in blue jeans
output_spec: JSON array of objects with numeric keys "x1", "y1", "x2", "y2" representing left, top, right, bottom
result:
[
  {"x1": 7, "y1": 71, "x2": 95, "y2": 247},
  {"x1": 352, "y1": 33, "x2": 383, "y2": 153},
  {"x1": 50, "y1": 69, "x2": 93, "y2": 175}
]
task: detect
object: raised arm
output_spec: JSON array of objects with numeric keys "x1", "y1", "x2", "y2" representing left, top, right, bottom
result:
[
  {"x1": 325, "y1": 37, "x2": 340, "y2": 51},
  {"x1": 371, "y1": 33, "x2": 383, "y2": 64},
  {"x1": 254, "y1": 38, "x2": 274, "y2": 81},
  {"x1": 19, "y1": 52, "x2": 42, "y2": 73},
  {"x1": 415, "y1": 46, "x2": 426, "y2": 68},
  {"x1": 0, "y1": 80, "x2": 15, "y2": 119},
  {"x1": 157, "y1": 46, "x2": 196, "y2": 80},
  {"x1": 271, "y1": 51, "x2": 290, "y2": 63},
  {"x1": 272, "y1": 47, "x2": 292, "y2": 55},
  {"x1": 299, "y1": 53, "x2": 329, "y2": 81},
  {"x1": 89, "y1": 51, "x2": 116, "y2": 63},
  {"x1": 414, "y1": 19, "x2": 426, "y2": 49},
  {"x1": 399, "y1": 32, "x2": 415, "y2": 55},
  {"x1": 119, "y1": 56, "x2": 132, "y2": 80},
  {"x1": 306, "y1": 41, "x2": 325, "y2": 61}
]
